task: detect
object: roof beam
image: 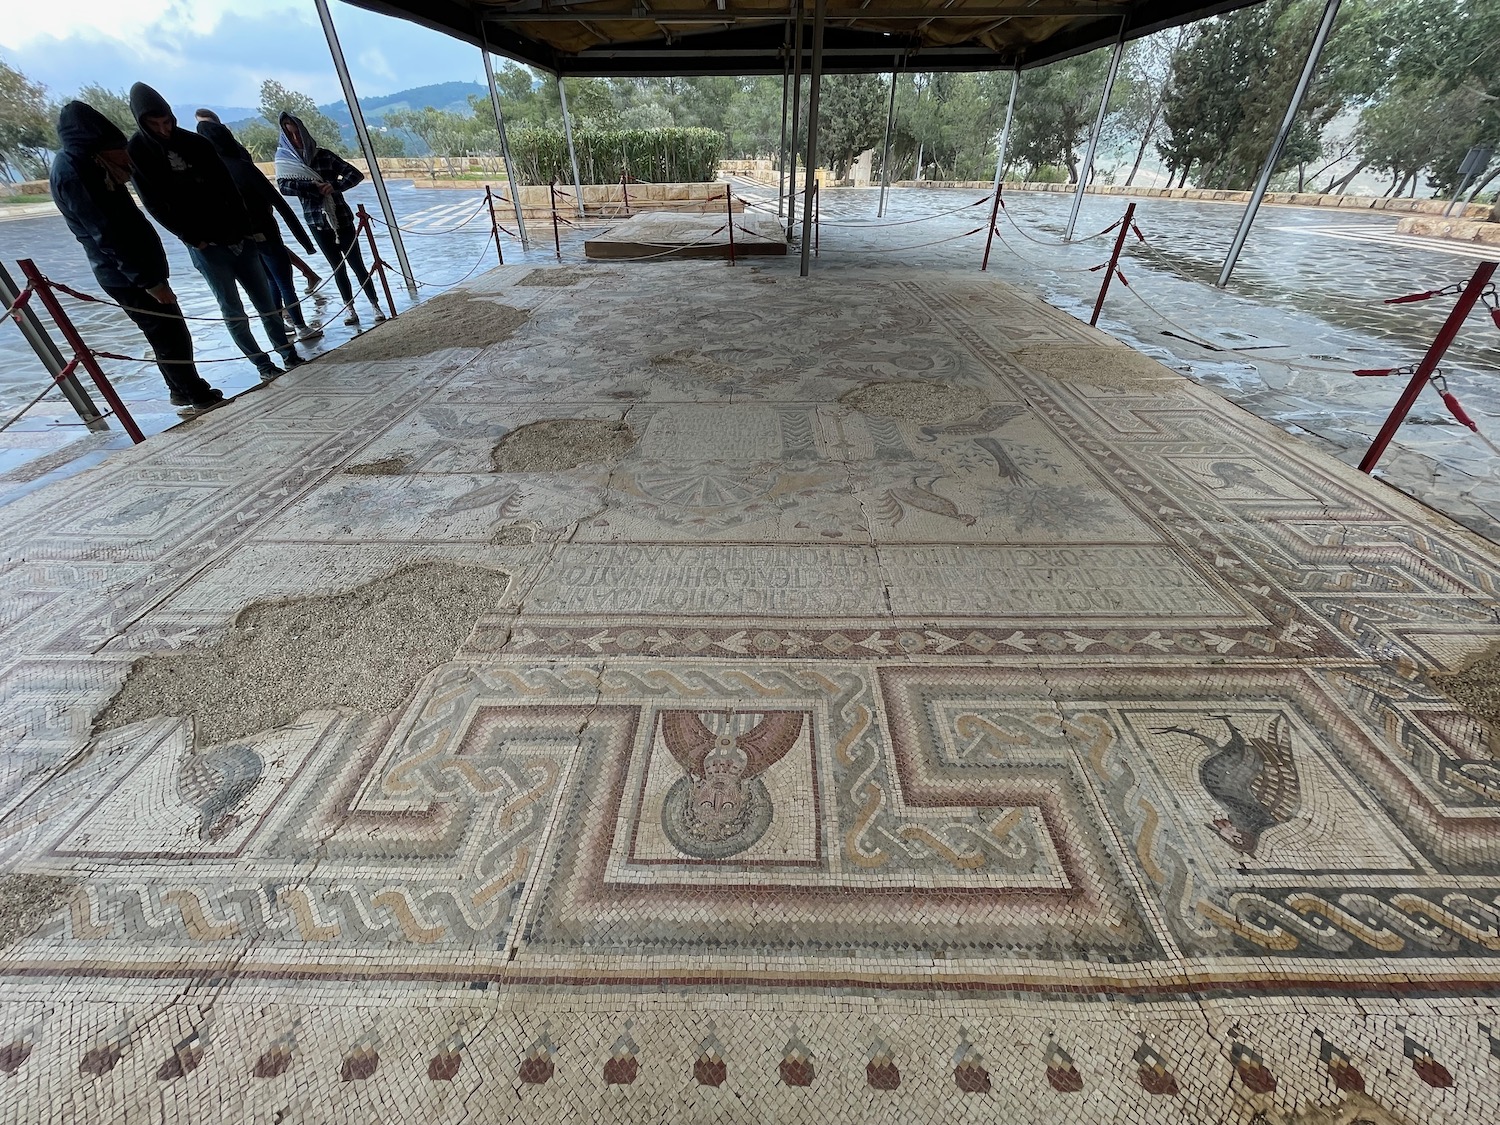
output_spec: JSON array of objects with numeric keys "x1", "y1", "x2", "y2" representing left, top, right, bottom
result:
[{"x1": 486, "y1": 4, "x2": 1123, "y2": 19}]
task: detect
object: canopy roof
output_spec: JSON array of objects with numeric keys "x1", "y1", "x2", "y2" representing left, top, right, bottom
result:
[{"x1": 341, "y1": 0, "x2": 1262, "y2": 76}]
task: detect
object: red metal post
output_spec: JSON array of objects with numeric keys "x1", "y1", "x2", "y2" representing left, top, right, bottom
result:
[
  {"x1": 621, "y1": 171, "x2": 631, "y2": 216},
  {"x1": 356, "y1": 205, "x2": 399, "y2": 319},
  {"x1": 550, "y1": 180, "x2": 562, "y2": 261},
  {"x1": 485, "y1": 185, "x2": 505, "y2": 265},
  {"x1": 1358, "y1": 259, "x2": 1497, "y2": 473},
  {"x1": 1090, "y1": 201, "x2": 1136, "y2": 326},
  {"x1": 980, "y1": 186, "x2": 1003, "y2": 272},
  {"x1": 725, "y1": 186, "x2": 737, "y2": 265},
  {"x1": 18, "y1": 259, "x2": 144, "y2": 444},
  {"x1": 813, "y1": 181, "x2": 820, "y2": 257}
]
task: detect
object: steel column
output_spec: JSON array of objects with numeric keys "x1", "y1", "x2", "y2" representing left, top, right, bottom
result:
[
  {"x1": 1065, "y1": 21, "x2": 1126, "y2": 241},
  {"x1": 313, "y1": 0, "x2": 416, "y2": 298},
  {"x1": 799, "y1": 0, "x2": 826, "y2": 278},
  {"x1": 777, "y1": 25, "x2": 791, "y2": 219},
  {"x1": 557, "y1": 78, "x2": 586, "y2": 219},
  {"x1": 787, "y1": 0, "x2": 805, "y2": 239},
  {"x1": 481, "y1": 36, "x2": 530, "y2": 247},
  {"x1": 877, "y1": 58, "x2": 899, "y2": 218},
  {"x1": 0, "y1": 261, "x2": 105, "y2": 430},
  {"x1": 1218, "y1": 0, "x2": 1343, "y2": 287},
  {"x1": 990, "y1": 67, "x2": 1019, "y2": 195}
]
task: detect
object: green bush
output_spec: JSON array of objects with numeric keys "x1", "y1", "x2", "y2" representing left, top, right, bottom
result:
[
  {"x1": 508, "y1": 126, "x2": 723, "y2": 185},
  {"x1": 1027, "y1": 165, "x2": 1069, "y2": 184}
]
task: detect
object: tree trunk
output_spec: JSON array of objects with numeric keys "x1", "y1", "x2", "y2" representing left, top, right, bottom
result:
[{"x1": 1322, "y1": 160, "x2": 1368, "y2": 195}]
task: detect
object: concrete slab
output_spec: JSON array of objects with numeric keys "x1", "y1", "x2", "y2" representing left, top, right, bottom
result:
[
  {"x1": 1, "y1": 259, "x2": 1498, "y2": 1123},
  {"x1": 585, "y1": 212, "x2": 787, "y2": 259}
]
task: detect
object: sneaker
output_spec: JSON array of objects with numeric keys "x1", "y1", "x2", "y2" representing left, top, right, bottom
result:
[
  {"x1": 296, "y1": 322, "x2": 324, "y2": 342},
  {"x1": 169, "y1": 392, "x2": 192, "y2": 407},
  {"x1": 370, "y1": 307, "x2": 387, "y2": 323},
  {"x1": 182, "y1": 398, "x2": 225, "y2": 415},
  {"x1": 281, "y1": 351, "x2": 306, "y2": 369},
  {"x1": 344, "y1": 310, "x2": 361, "y2": 327},
  {"x1": 257, "y1": 365, "x2": 284, "y2": 382}
]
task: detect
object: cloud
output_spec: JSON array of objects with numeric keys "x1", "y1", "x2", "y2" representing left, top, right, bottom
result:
[{"x1": 1, "y1": 1, "x2": 488, "y2": 109}]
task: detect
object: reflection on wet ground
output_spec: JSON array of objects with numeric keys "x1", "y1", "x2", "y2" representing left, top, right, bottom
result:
[{"x1": 2, "y1": 179, "x2": 1497, "y2": 539}]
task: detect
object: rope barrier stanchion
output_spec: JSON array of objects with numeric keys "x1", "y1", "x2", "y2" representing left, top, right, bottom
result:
[
  {"x1": 17, "y1": 259, "x2": 144, "y2": 444},
  {"x1": 814, "y1": 182, "x2": 820, "y2": 258},
  {"x1": 1089, "y1": 201, "x2": 1136, "y2": 326},
  {"x1": 1358, "y1": 259, "x2": 1497, "y2": 474},
  {"x1": 980, "y1": 186, "x2": 1002, "y2": 272},
  {"x1": 724, "y1": 186, "x2": 736, "y2": 266},
  {"x1": 550, "y1": 180, "x2": 562, "y2": 262},
  {"x1": 621, "y1": 171, "x2": 631, "y2": 217},
  {"x1": 356, "y1": 205, "x2": 400, "y2": 320},
  {"x1": 484, "y1": 185, "x2": 505, "y2": 266}
]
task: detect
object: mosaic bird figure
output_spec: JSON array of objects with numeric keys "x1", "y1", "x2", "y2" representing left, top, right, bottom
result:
[
  {"x1": 1154, "y1": 715, "x2": 1300, "y2": 856},
  {"x1": 879, "y1": 477, "x2": 977, "y2": 526},
  {"x1": 1207, "y1": 461, "x2": 1279, "y2": 496},
  {"x1": 916, "y1": 404, "x2": 1028, "y2": 442},
  {"x1": 176, "y1": 743, "x2": 263, "y2": 842},
  {"x1": 973, "y1": 436, "x2": 1033, "y2": 486}
]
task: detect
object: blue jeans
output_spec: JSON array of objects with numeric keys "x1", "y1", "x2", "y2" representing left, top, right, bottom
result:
[
  {"x1": 188, "y1": 241, "x2": 294, "y2": 371},
  {"x1": 257, "y1": 233, "x2": 306, "y2": 329}
]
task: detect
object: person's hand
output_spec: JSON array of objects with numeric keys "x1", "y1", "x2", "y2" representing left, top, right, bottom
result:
[
  {"x1": 318, "y1": 183, "x2": 334, "y2": 196},
  {"x1": 145, "y1": 282, "x2": 178, "y2": 306}
]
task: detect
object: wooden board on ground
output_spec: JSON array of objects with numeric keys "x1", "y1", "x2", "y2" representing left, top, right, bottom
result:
[{"x1": 585, "y1": 213, "x2": 787, "y2": 260}]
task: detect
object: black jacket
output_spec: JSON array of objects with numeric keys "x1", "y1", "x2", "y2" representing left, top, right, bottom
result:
[
  {"x1": 126, "y1": 83, "x2": 252, "y2": 248},
  {"x1": 275, "y1": 112, "x2": 362, "y2": 233},
  {"x1": 50, "y1": 101, "x2": 170, "y2": 291},
  {"x1": 196, "y1": 120, "x2": 315, "y2": 253}
]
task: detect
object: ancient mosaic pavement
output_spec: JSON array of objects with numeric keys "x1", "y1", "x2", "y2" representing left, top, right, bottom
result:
[{"x1": 1, "y1": 262, "x2": 1499, "y2": 1123}]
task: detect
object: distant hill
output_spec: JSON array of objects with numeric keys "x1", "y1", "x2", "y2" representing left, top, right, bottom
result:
[{"x1": 209, "y1": 81, "x2": 488, "y2": 150}]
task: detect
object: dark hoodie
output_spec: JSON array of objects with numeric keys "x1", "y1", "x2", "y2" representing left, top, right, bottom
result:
[
  {"x1": 49, "y1": 101, "x2": 170, "y2": 291},
  {"x1": 126, "y1": 82, "x2": 252, "y2": 248},
  {"x1": 275, "y1": 112, "x2": 364, "y2": 233},
  {"x1": 196, "y1": 120, "x2": 315, "y2": 253}
]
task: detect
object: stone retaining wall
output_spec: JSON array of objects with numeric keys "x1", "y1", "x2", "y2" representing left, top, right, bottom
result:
[{"x1": 1394, "y1": 215, "x2": 1500, "y2": 246}]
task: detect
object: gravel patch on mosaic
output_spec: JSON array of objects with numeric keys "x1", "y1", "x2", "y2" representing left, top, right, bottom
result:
[
  {"x1": 1013, "y1": 344, "x2": 1187, "y2": 390},
  {"x1": 329, "y1": 293, "x2": 529, "y2": 362},
  {"x1": 93, "y1": 562, "x2": 511, "y2": 748},
  {"x1": 345, "y1": 455, "x2": 411, "y2": 476},
  {"x1": 515, "y1": 266, "x2": 616, "y2": 287},
  {"x1": 491, "y1": 418, "x2": 636, "y2": 473},
  {"x1": 840, "y1": 381, "x2": 990, "y2": 425},
  {"x1": 0, "y1": 874, "x2": 74, "y2": 949},
  {"x1": 1433, "y1": 640, "x2": 1500, "y2": 751}
]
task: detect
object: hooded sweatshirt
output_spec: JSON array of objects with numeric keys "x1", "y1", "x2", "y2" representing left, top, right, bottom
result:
[
  {"x1": 126, "y1": 82, "x2": 253, "y2": 248},
  {"x1": 196, "y1": 120, "x2": 315, "y2": 253},
  {"x1": 49, "y1": 101, "x2": 170, "y2": 291},
  {"x1": 275, "y1": 112, "x2": 364, "y2": 233}
]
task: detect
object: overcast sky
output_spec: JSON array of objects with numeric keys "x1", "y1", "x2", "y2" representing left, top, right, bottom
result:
[{"x1": 1, "y1": 0, "x2": 491, "y2": 111}]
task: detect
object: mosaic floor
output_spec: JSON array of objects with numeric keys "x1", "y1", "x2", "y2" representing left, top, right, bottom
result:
[{"x1": 1, "y1": 261, "x2": 1499, "y2": 1123}]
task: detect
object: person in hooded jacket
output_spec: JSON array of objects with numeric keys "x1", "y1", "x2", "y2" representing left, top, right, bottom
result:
[
  {"x1": 275, "y1": 112, "x2": 386, "y2": 327},
  {"x1": 125, "y1": 83, "x2": 305, "y2": 380},
  {"x1": 49, "y1": 100, "x2": 224, "y2": 413},
  {"x1": 196, "y1": 118, "x2": 323, "y2": 343}
]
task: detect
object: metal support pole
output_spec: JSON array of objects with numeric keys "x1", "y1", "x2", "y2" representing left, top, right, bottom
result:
[
  {"x1": 799, "y1": 0, "x2": 826, "y2": 278},
  {"x1": 1357, "y1": 259, "x2": 1496, "y2": 474},
  {"x1": 313, "y1": 0, "x2": 416, "y2": 298},
  {"x1": 621, "y1": 171, "x2": 631, "y2": 216},
  {"x1": 481, "y1": 37, "x2": 530, "y2": 247},
  {"x1": 980, "y1": 187, "x2": 1002, "y2": 271},
  {"x1": 0, "y1": 261, "x2": 105, "y2": 429},
  {"x1": 787, "y1": 0, "x2": 805, "y2": 239},
  {"x1": 485, "y1": 185, "x2": 505, "y2": 265},
  {"x1": 1090, "y1": 201, "x2": 1136, "y2": 325},
  {"x1": 1218, "y1": 0, "x2": 1343, "y2": 286},
  {"x1": 877, "y1": 58, "x2": 899, "y2": 218},
  {"x1": 557, "y1": 78, "x2": 586, "y2": 219},
  {"x1": 991, "y1": 67, "x2": 1019, "y2": 195},
  {"x1": 18, "y1": 260, "x2": 143, "y2": 444},
  {"x1": 1065, "y1": 21, "x2": 1126, "y2": 241},
  {"x1": 777, "y1": 26, "x2": 791, "y2": 219},
  {"x1": 356, "y1": 205, "x2": 399, "y2": 318}
]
